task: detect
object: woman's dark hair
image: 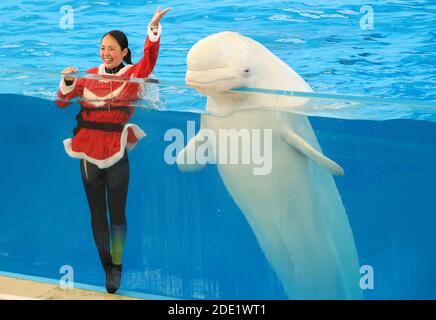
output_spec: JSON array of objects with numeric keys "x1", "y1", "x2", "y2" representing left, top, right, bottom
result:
[{"x1": 102, "y1": 30, "x2": 132, "y2": 64}]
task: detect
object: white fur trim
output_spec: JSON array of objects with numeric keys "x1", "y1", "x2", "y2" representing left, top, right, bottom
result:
[
  {"x1": 59, "y1": 77, "x2": 76, "y2": 95},
  {"x1": 83, "y1": 84, "x2": 128, "y2": 107},
  {"x1": 98, "y1": 64, "x2": 133, "y2": 75},
  {"x1": 147, "y1": 23, "x2": 162, "y2": 42},
  {"x1": 63, "y1": 124, "x2": 146, "y2": 169},
  {"x1": 83, "y1": 64, "x2": 133, "y2": 106}
]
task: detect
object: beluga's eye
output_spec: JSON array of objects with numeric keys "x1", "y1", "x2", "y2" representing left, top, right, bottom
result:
[{"x1": 243, "y1": 67, "x2": 250, "y2": 77}]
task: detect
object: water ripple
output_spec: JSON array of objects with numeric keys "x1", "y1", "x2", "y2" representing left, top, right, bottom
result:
[{"x1": 268, "y1": 15, "x2": 307, "y2": 23}]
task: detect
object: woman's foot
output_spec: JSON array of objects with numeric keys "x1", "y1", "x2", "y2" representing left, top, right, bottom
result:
[{"x1": 105, "y1": 263, "x2": 122, "y2": 294}]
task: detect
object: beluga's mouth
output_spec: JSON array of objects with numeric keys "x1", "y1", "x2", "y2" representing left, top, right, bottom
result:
[
  {"x1": 184, "y1": 67, "x2": 243, "y2": 93},
  {"x1": 185, "y1": 76, "x2": 236, "y2": 86}
]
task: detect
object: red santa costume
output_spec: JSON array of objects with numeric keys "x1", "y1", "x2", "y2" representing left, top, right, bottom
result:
[{"x1": 56, "y1": 24, "x2": 162, "y2": 169}]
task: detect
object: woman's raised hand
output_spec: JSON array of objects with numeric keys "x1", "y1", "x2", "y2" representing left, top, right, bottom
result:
[
  {"x1": 62, "y1": 67, "x2": 79, "y2": 81},
  {"x1": 150, "y1": 6, "x2": 171, "y2": 27}
]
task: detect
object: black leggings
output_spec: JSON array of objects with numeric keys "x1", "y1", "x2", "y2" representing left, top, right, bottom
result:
[{"x1": 80, "y1": 151, "x2": 129, "y2": 267}]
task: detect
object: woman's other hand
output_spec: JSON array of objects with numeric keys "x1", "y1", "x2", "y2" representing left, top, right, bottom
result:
[{"x1": 62, "y1": 67, "x2": 79, "y2": 81}]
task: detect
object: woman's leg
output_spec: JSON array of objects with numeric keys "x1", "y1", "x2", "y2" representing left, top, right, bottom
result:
[
  {"x1": 106, "y1": 151, "x2": 129, "y2": 266},
  {"x1": 80, "y1": 159, "x2": 111, "y2": 268}
]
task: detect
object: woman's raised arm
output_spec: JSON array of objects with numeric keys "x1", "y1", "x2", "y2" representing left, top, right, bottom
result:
[{"x1": 131, "y1": 6, "x2": 170, "y2": 78}]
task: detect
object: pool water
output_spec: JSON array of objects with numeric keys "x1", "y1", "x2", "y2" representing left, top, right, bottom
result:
[{"x1": 0, "y1": 0, "x2": 435, "y2": 299}]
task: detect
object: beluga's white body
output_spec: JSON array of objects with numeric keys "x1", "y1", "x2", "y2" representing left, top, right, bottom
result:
[{"x1": 177, "y1": 31, "x2": 362, "y2": 299}]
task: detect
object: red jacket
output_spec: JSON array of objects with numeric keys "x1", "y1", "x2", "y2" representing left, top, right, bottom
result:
[{"x1": 56, "y1": 25, "x2": 161, "y2": 169}]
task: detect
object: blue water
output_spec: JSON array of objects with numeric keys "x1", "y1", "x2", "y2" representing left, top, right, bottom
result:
[
  {"x1": 0, "y1": 0, "x2": 435, "y2": 119},
  {"x1": 0, "y1": 0, "x2": 435, "y2": 299}
]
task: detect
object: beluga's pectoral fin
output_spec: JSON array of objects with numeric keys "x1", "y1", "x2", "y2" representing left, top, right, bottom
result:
[
  {"x1": 280, "y1": 127, "x2": 345, "y2": 176},
  {"x1": 176, "y1": 129, "x2": 210, "y2": 172}
]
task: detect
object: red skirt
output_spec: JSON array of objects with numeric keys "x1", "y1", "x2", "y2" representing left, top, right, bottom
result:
[{"x1": 63, "y1": 124, "x2": 145, "y2": 168}]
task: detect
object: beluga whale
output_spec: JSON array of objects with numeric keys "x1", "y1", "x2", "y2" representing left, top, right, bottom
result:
[{"x1": 176, "y1": 31, "x2": 362, "y2": 299}]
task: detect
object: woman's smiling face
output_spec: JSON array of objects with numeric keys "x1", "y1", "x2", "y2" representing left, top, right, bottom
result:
[{"x1": 100, "y1": 35, "x2": 128, "y2": 69}]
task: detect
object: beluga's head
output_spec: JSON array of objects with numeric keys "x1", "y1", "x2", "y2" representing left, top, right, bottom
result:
[
  {"x1": 185, "y1": 32, "x2": 313, "y2": 112},
  {"x1": 185, "y1": 32, "x2": 256, "y2": 94}
]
